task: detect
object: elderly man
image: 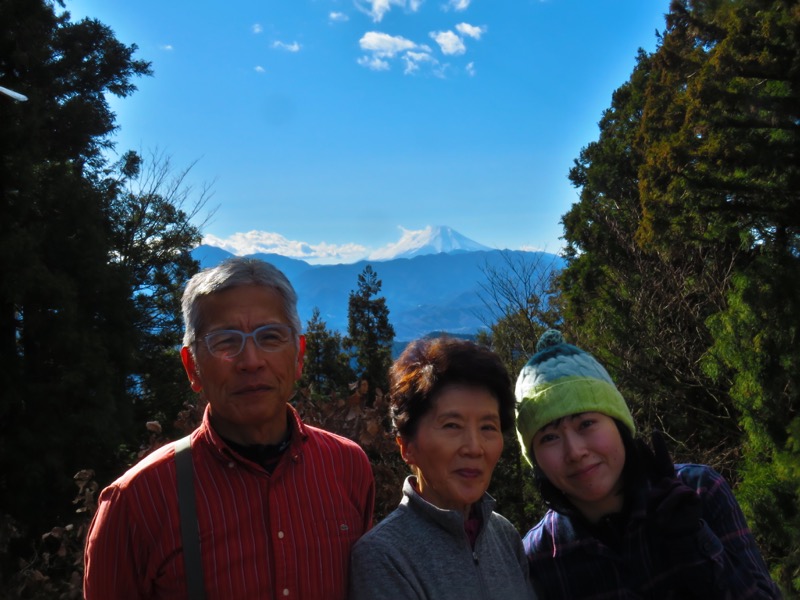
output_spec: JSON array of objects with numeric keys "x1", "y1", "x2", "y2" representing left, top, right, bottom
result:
[{"x1": 84, "y1": 257, "x2": 375, "y2": 599}]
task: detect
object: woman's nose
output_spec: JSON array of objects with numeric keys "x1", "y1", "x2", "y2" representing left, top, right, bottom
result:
[
  {"x1": 563, "y1": 432, "x2": 588, "y2": 461},
  {"x1": 460, "y1": 428, "x2": 484, "y2": 456}
]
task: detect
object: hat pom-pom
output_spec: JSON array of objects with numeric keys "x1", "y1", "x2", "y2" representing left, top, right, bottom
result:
[{"x1": 536, "y1": 329, "x2": 565, "y2": 353}]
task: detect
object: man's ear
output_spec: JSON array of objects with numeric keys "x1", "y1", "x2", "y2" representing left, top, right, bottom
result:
[
  {"x1": 295, "y1": 334, "x2": 306, "y2": 380},
  {"x1": 180, "y1": 346, "x2": 203, "y2": 392}
]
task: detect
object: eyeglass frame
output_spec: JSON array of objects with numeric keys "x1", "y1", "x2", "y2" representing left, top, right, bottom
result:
[{"x1": 194, "y1": 323, "x2": 298, "y2": 360}]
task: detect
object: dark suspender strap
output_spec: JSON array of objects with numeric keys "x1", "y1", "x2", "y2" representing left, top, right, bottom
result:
[{"x1": 174, "y1": 435, "x2": 207, "y2": 600}]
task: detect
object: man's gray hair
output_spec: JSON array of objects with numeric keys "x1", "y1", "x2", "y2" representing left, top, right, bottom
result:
[{"x1": 182, "y1": 257, "x2": 302, "y2": 348}]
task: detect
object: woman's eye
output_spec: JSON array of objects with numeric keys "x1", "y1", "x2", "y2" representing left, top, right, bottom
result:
[
  {"x1": 579, "y1": 419, "x2": 596, "y2": 430},
  {"x1": 538, "y1": 433, "x2": 557, "y2": 444}
]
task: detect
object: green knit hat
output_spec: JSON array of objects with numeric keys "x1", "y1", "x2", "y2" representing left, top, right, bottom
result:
[{"x1": 515, "y1": 330, "x2": 635, "y2": 466}]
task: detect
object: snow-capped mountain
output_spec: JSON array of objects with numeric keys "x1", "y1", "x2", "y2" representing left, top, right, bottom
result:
[
  {"x1": 369, "y1": 225, "x2": 492, "y2": 261},
  {"x1": 191, "y1": 236, "x2": 564, "y2": 340}
]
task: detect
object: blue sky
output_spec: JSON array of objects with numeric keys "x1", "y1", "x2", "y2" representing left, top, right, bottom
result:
[{"x1": 66, "y1": 0, "x2": 669, "y2": 264}]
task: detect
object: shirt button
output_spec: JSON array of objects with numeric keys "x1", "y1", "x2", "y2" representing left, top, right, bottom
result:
[
  {"x1": 227, "y1": 462, "x2": 235, "y2": 468},
  {"x1": 278, "y1": 531, "x2": 285, "y2": 539},
  {"x1": 282, "y1": 589, "x2": 289, "y2": 596}
]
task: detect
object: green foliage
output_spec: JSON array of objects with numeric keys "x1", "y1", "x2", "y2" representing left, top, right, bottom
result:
[
  {"x1": 560, "y1": 0, "x2": 800, "y2": 592},
  {"x1": 346, "y1": 265, "x2": 395, "y2": 402},
  {"x1": 637, "y1": 1, "x2": 800, "y2": 592},
  {"x1": 705, "y1": 258, "x2": 800, "y2": 593},
  {"x1": 301, "y1": 307, "x2": 354, "y2": 396},
  {"x1": 560, "y1": 46, "x2": 740, "y2": 468}
]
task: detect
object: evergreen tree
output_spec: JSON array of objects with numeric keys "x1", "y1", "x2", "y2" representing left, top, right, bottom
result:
[
  {"x1": 302, "y1": 307, "x2": 354, "y2": 398},
  {"x1": 346, "y1": 265, "x2": 395, "y2": 402},
  {"x1": 636, "y1": 1, "x2": 800, "y2": 591},
  {"x1": 561, "y1": 0, "x2": 799, "y2": 591},
  {"x1": 0, "y1": 0, "x2": 151, "y2": 558},
  {"x1": 560, "y1": 47, "x2": 738, "y2": 464}
]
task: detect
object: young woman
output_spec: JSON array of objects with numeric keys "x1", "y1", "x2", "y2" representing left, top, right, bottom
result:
[
  {"x1": 514, "y1": 329, "x2": 780, "y2": 599},
  {"x1": 349, "y1": 337, "x2": 534, "y2": 599}
]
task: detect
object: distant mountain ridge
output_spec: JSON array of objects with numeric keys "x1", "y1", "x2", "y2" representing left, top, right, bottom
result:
[{"x1": 192, "y1": 230, "x2": 563, "y2": 340}]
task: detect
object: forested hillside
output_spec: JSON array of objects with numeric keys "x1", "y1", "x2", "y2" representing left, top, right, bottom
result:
[{"x1": 554, "y1": 0, "x2": 800, "y2": 593}]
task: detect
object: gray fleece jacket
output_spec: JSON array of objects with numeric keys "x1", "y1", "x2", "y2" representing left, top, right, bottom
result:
[{"x1": 349, "y1": 476, "x2": 535, "y2": 600}]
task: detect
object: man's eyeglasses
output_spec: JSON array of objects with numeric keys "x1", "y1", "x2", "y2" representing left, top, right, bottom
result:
[{"x1": 199, "y1": 324, "x2": 295, "y2": 360}]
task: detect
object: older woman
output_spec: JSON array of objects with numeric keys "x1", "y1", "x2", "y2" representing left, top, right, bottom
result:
[{"x1": 349, "y1": 337, "x2": 534, "y2": 600}]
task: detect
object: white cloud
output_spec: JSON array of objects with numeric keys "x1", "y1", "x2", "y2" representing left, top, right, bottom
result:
[
  {"x1": 465, "y1": 61, "x2": 475, "y2": 76},
  {"x1": 160, "y1": 44, "x2": 173, "y2": 51},
  {"x1": 357, "y1": 55, "x2": 391, "y2": 71},
  {"x1": 358, "y1": 32, "x2": 458, "y2": 76},
  {"x1": 272, "y1": 40, "x2": 301, "y2": 52},
  {"x1": 254, "y1": 65, "x2": 266, "y2": 73},
  {"x1": 456, "y1": 22, "x2": 485, "y2": 39},
  {"x1": 368, "y1": 226, "x2": 433, "y2": 260},
  {"x1": 446, "y1": 0, "x2": 470, "y2": 10},
  {"x1": 358, "y1": 0, "x2": 394, "y2": 22},
  {"x1": 430, "y1": 30, "x2": 465, "y2": 55},
  {"x1": 402, "y1": 51, "x2": 436, "y2": 75},
  {"x1": 252, "y1": 23, "x2": 263, "y2": 34},
  {"x1": 203, "y1": 231, "x2": 368, "y2": 264},
  {"x1": 356, "y1": 0, "x2": 423, "y2": 23},
  {"x1": 359, "y1": 31, "x2": 417, "y2": 57},
  {"x1": 329, "y1": 11, "x2": 349, "y2": 22}
]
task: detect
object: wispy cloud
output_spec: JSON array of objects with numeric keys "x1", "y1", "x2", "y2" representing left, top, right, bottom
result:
[
  {"x1": 357, "y1": 55, "x2": 391, "y2": 71},
  {"x1": 329, "y1": 11, "x2": 349, "y2": 22},
  {"x1": 402, "y1": 50, "x2": 437, "y2": 75},
  {"x1": 445, "y1": 0, "x2": 471, "y2": 10},
  {"x1": 160, "y1": 44, "x2": 173, "y2": 51},
  {"x1": 203, "y1": 231, "x2": 368, "y2": 264},
  {"x1": 254, "y1": 65, "x2": 266, "y2": 73},
  {"x1": 430, "y1": 30, "x2": 465, "y2": 55},
  {"x1": 356, "y1": 0, "x2": 423, "y2": 23},
  {"x1": 252, "y1": 23, "x2": 263, "y2": 34},
  {"x1": 272, "y1": 40, "x2": 302, "y2": 52},
  {"x1": 456, "y1": 22, "x2": 485, "y2": 39}
]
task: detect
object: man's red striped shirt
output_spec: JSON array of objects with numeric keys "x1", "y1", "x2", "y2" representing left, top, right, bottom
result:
[{"x1": 84, "y1": 405, "x2": 375, "y2": 599}]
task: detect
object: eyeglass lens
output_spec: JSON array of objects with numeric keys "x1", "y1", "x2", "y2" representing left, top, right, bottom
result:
[{"x1": 204, "y1": 324, "x2": 293, "y2": 358}]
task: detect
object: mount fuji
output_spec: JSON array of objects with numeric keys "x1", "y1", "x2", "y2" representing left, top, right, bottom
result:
[
  {"x1": 191, "y1": 227, "x2": 563, "y2": 340},
  {"x1": 369, "y1": 225, "x2": 492, "y2": 261}
]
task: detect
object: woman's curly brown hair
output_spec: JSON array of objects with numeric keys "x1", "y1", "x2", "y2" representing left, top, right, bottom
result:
[{"x1": 389, "y1": 336, "x2": 515, "y2": 440}]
